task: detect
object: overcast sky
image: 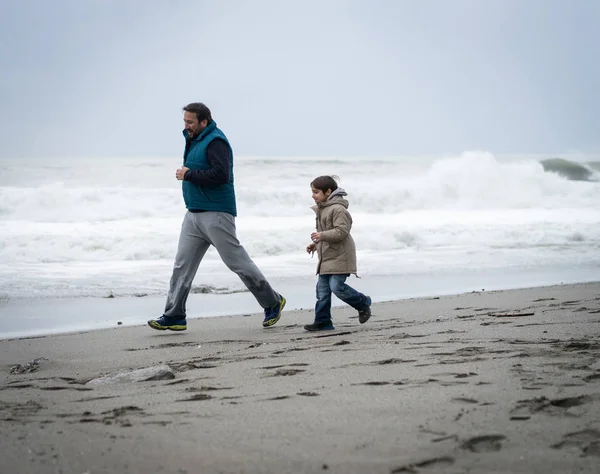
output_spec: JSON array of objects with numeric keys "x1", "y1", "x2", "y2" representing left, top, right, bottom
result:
[{"x1": 1, "y1": 0, "x2": 599, "y2": 158}]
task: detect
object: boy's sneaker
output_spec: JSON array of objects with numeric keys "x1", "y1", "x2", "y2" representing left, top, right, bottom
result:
[
  {"x1": 358, "y1": 296, "x2": 372, "y2": 324},
  {"x1": 148, "y1": 315, "x2": 187, "y2": 331},
  {"x1": 304, "y1": 320, "x2": 335, "y2": 331},
  {"x1": 263, "y1": 296, "x2": 286, "y2": 328}
]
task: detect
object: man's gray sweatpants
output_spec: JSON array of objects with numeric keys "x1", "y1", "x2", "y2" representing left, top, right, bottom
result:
[{"x1": 163, "y1": 211, "x2": 280, "y2": 318}]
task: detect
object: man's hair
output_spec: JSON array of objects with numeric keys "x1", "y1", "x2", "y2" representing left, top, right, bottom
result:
[
  {"x1": 311, "y1": 175, "x2": 339, "y2": 193},
  {"x1": 183, "y1": 102, "x2": 213, "y2": 124}
]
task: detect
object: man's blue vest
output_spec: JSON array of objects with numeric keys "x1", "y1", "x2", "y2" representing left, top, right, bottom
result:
[{"x1": 181, "y1": 121, "x2": 237, "y2": 216}]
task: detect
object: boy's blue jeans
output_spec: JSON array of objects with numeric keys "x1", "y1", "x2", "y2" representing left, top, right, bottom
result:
[{"x1": 315, "y1": 274, "x2": 369, "y2": 323}]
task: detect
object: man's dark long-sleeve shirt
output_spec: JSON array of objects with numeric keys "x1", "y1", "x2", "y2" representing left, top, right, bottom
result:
[{"x1": 183, "y1": 139, "x2": 230, "y2": 186}]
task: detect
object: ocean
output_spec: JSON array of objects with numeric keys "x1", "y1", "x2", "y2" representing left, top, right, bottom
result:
[{"x1": 1, "y1": 152, "x2": 599, "y2": 338}]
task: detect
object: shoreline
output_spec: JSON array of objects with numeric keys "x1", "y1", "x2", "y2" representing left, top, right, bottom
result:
[
  {"x1": 2, "y1": 266, "x2": 599, "y2": 340},
  {"x1": 1, "y1": 281, "x2": 599, "y2": 473}
]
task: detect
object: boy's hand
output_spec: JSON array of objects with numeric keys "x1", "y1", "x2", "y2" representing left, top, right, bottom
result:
[
  {"x1": 310, "y1": 232, "x2": 322, "y2": 243},
  {"x1": 306, "y1": 243, "x2": 316, "y2": 255}
]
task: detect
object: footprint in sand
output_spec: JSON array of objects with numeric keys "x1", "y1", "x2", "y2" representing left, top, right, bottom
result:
[
  {"x1": 334, "y1": 340, "x2": 351, "y2": 346},
  {"x1": 75, "y1": 396, "x2": 118, "y2": 403},
  {"x1": 584, "y1": 373, "x2": 600, "y2": 382},
  {"x1": 184, "y1": 385, "x2": 233, "y2": 392},
  {"x1": 0, "y1": 400, "x2": 44, "y2": 421},
  {"x1": 431, "y1": 372, "x2": 478, "y2": 378},
  {"x1": 585, "y1": 442, "x2": 600, "y2": 457},
  {"x1": 272, "y1": 347, "x2": 310, "y2": 355},
  {"x1": 170, "y1": 359, "x2": 219, "y2": 372},
  {"x1": 451, "y1": 397, "x2": 479, "y2": 404},
  {"x1": 164, "y1": 379, "x2": 189, "y2": 386},
  {"x1": 511, "y1": 395, "x2": 597, "y2": 416},
  {"x1": 177, "y1": 394, "x2": 213, "y2": 402},
  {"x1": 40, "y1": 386, "x2": 93, "y2": 392},
  {"x1": 389, "y1": 333, "x2": 428, "y2": 339},
  {"x1": 559, "y1": 340, "x2": 600, "y2": 352},
  {"x1": 1, "y1": 383, "x2": 35, "y2": 389},
  {"x1": 266, "y1": 368, "x2": 306, "y2": 377},
  {"x1": 77, "y1": 406, "x2": 144, "y2": 427},
  {"x1": 155, "y1": 341, "x2": 201, "y2": 349},
  {"x1": 371, "y1": 358, "x2": 418, "y2": 365},
  {"x1": 461, "y1": 434, "x2": 506, "y2": 452},
  {"x1": 391, "y1": 456, "x2": 455, "y2": 473},
  {"x1": 142, "y1": 421, "x2": 171, "y2": 426},
  {"x1": 552, "y1": 429, "x2": 600, "y2": 457}
]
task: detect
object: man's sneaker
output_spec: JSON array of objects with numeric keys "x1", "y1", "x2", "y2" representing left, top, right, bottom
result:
[
  {"x1": 304, "y1": 320, "x2": 335, "y2": 332},
  {"x1": 263, "y1": 296, "x2": 286, "y2": 328},
  {"x1": 148, "y1": 315, "x2": 187, "y2": 331},
  {"x1": 358, "y1": 296, "x2": 372, "y2": 324}
]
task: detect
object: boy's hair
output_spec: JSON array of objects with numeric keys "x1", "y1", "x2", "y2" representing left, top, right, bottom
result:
[
  {"x1": 183, "y1": 102, "x2": 213, "y2": 124},
  {"x1": 311, "y1": 175, "x2": 339, "y2": 193}
]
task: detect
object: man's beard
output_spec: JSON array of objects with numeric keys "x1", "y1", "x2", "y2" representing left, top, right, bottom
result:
[{"x1": 188, "y1": 127, "x2": 205, "y2": 139}]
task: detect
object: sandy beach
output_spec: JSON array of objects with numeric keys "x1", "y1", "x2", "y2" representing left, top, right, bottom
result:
[{"x1": 1, "y1": 282, "x2": 600, "y2": 474}]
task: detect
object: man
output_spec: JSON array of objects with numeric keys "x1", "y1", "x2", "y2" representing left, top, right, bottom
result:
[{"x1": 148, "y1": 102, "x2": 285, "y2": 331}]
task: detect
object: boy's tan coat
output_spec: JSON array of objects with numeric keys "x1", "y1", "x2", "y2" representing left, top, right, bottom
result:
[{"x1": 312, "y1": 190, "x2": 357, "y2": 275}]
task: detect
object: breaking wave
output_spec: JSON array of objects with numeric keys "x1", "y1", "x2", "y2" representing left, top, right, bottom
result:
[
  {"x1": 1, "y1": 151, "x2": 599, "y2": 297},
  {"x1": 540, "y1": 158, "x2": 598, "y2": 182}
]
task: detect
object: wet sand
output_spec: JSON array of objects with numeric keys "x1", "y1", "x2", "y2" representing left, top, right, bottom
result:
[{"x1": 1, "y1": 282, "x2": 600, "y2": 473}]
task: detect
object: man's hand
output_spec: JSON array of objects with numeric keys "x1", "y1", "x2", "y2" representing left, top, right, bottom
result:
[
  {"x1": 310, "y1": 232, "x2": 322, "y2": 243},
  {"x1": 306, "y1": 242, "x2": 316, "y2": 255},
  {"x1": 176, "y1": 166, "x2": 189, "y2": 180}
]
